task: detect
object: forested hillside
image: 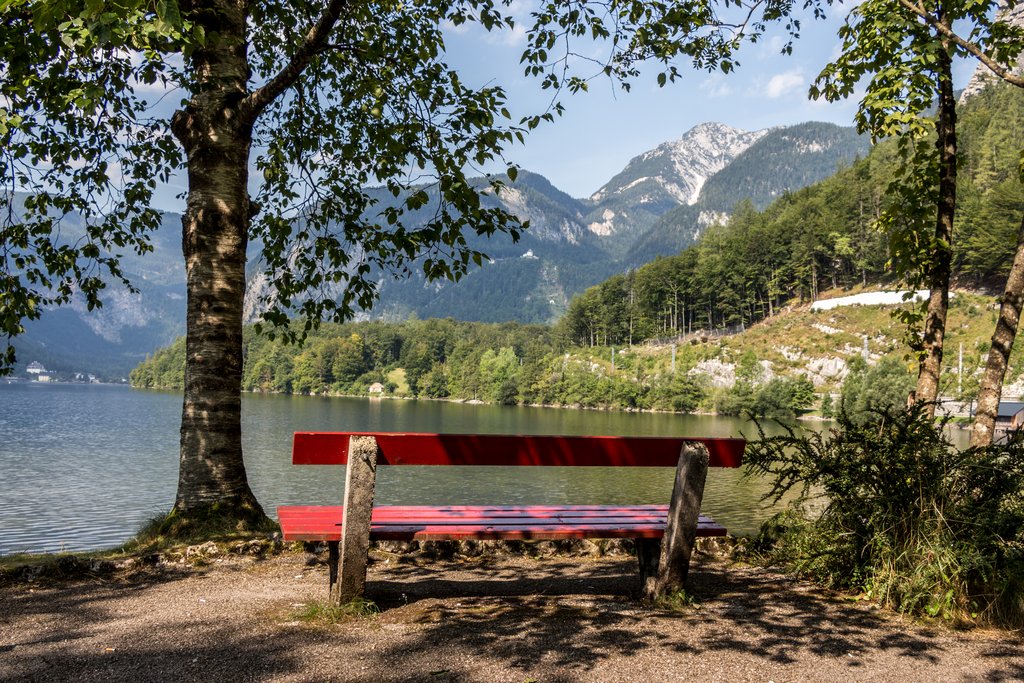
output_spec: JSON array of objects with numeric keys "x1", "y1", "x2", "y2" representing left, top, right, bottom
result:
[
  {"x1": 14, "y1": 119, "x2": 868, "y2": 376},
  {"x1": 132, "y1": 288, "x2": 1020, "y2": 419},
  {"x1": 132, "y1": 85, "x2": 1024, "y2": 411},
  {"x1": 560, "y1": 83, "x2": 1024, "y2": 348}
]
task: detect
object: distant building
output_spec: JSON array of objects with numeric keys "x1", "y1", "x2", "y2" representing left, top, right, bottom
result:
[
  {"x1": 36, "y1": 374, "x2": 52, "y2": 383},
  {"x1": 26, "y1": 361, "x2": 45, "y2": 375},
  {"x1": 996, "y1": 401, "x2": 1024, "y2": 433},
  {"x1": 368, "y1": 382, "x2": 385, "y2": 395}
]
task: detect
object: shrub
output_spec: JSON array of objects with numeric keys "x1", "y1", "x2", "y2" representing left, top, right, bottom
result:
[
  {"x1": 745, "y1": 405, "x2": 1024, "y2": 627},
  {"x1": 840, "y1": 355, "x2": 915, "y2": 424},
  {"x1": 716, "y1": 376, "x2": 815, "y2": 419},
  {"x1": 715, "y1": 382, "x2": 755, "y2": 416},
  {"x1": 751, "y1": 376, "x2": 816, "y2": 419},
  {"x1": 820, "y1": 392, "x2": 835, "y2": 419},
  {"x1": 646, "y1": 374, "x2": 704, "y2": 412}
]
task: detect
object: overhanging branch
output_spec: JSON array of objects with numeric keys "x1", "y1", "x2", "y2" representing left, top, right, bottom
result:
[
  {"x1": 239, "y1": 0, "x2": 352, "y2": 122},
  {"x1": 895, "y1": 0, "x2": 1024, "y2": 89}
]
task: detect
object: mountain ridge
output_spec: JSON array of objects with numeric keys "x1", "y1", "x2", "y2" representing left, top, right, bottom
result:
[{"x1": 12, "y1": 119, "x2": 870, "y2": 376}]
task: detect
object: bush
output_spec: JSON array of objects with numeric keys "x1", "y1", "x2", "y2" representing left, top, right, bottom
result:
[
  {"x1": 745, "y1": 405, "x2": 1024, "y2": 627},
  {"x1": 751, "y1": 376, "x2": 816, "y2": 419},
  {"x1": 715, "y1": 382, "x2": 755, "y2": 416},
  {"x1": 820, "y1": 392, "x2": 835, "y2": 419},
  {"x1": 716, "y1": 376, "x2": 815, "y2": 419},
  {"x1": 840, "y1": 355, "x2": 915, "y2": 424}
]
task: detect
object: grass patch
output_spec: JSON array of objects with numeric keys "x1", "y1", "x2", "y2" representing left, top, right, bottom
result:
[
  {"x1": 296, "y1": 598, "x2": 380, "y2": 623},
  {"x1": 653, "y1": 588, "x2": 701, "y2": 611},
  {"x1": 125, "y1": 499, "x2": 279, "y2": 553},
  {"x1": 387, "y1": 368, "x2": 410, "y2": 395}
]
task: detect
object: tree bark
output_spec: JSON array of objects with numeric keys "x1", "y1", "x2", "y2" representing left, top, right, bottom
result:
[
  {"x1": 170, "y1": 0, "x2": 265, "y2": 520},
  {"x1": 916, "y1": 43, "x2": 957, "y2": 416},
  {"x1": 969, "y1": 212, "x2": 1024, "y2": 447}
]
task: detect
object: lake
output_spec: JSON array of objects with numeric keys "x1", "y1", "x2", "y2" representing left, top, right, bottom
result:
[{"x1": 0, "y1": 382, "x2": 794, "y2": 555}]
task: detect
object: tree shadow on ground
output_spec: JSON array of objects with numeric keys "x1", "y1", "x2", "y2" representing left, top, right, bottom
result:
[
  {"x1": 2, "y1": 554, "x2": 1022, "y2": 683},
  {"x1": 360, "y1": 554, "x2": 1024, "y2": 680}
]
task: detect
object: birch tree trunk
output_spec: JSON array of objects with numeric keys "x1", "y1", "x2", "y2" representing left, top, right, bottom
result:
[
  {"x1": 915, "y1": 43, "x2": 957, "y2": 416},
  {"x1": 969, "y1": 213, "x2": 1024, "y2": 447},
  {"x1": 169, "y1": 0, "x2": 265, "y2": 522}
]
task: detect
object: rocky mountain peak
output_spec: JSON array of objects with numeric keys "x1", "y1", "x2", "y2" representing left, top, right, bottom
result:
[{"x1": 590, "y1": 122, "x2": 770, "y2": 208}]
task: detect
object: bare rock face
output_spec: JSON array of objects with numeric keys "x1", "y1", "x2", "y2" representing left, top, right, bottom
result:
[
  {"x1": 1003, "y1": 373, "x2": 1024, "y2": 399},
  {"x1": 959, "y1": 3, "x2": 1024, "y2": 103},
  {"x1": 689, "y1": 358, "x2": 737, "y2": 388},
  {"x1": 801, "y1": 357, "x2": 849, "y2": 387}
]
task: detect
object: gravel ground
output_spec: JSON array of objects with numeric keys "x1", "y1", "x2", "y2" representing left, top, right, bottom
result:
[{"x1": 1, "y1": 550, "x2": 1021, "y2": 682}]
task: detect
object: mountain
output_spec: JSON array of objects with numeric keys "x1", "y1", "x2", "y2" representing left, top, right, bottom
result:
[
  {"x1": 13, "y1": 204, "x2": 186, "y2": 379},
  {"x1": 241, "y1": 170, "x2": 620, "y2": 327},
  {"x1": 12, "y1": 120, "x2": 870, "y2": 375},
  {"x1": 559, "y1": 81, "x2": 1024, "y2": 352},
  {"x1": 583, "y1": 122, "x2": 771, "y2": 253},
  {"x1": 697, "y1": 122, "x2": 870, "y2": 212},
  {"x1": 959, "y1": 4, "x2": 1024, "y2": 104},
  {"x1": 628, "y1": 122, "x2": 868, "y2": 264}
]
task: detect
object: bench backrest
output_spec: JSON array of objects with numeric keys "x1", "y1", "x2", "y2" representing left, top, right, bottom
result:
[{"x1": 293, "y1": 432, "x2": 744, "y2": 468}]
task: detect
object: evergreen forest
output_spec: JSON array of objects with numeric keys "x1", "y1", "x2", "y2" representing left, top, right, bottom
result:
[
  {"x1": 559, "y1": 84, "x2": 1024, "y2": 347},
  {"x1": 132, "y1": 84, "x2": 1024, "y2": 418}
]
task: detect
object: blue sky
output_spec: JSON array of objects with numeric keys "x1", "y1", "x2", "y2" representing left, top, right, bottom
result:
[
  {"x1": 151, "y1": 2, "x2": 981, "y2": 209},
  {"x1": 440, "y1": 2, "x2": 979, "y2": 199}
]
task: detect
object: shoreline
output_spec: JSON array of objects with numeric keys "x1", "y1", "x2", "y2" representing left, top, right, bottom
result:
[{"x1": 131, "y1": 384, "x2": 828, "y2": 422}]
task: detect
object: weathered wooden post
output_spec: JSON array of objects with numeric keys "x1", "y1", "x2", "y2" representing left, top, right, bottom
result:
[
  {"x1": 643, "y1": 441, "x2": 710, "y2": 602},
  {"x1": 330, "y1": 435, "x2": 379, "y2": 604}
]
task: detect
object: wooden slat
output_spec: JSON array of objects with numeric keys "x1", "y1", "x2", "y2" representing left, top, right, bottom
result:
[
  {"x1": 277, "y1": 505, "x2": 728, "y2": 542},
  {"x1": 280, "y1": 504, "x2": 672, "y2": 513},
  {"x1": 293, "y1": 432, "x2": 745, "y2": 468}
]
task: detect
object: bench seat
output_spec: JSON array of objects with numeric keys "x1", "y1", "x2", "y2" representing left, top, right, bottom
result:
[
  {"x1": 286, "y1": 432, "x2": 744, "y2": 602},
  {"x1": 278, "y1": 504, "x2": 727, "y2": 542}
]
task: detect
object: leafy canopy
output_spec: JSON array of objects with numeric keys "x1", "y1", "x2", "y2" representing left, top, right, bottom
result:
[
  {"x1": 2, "y1": 0, "x2": 824, "y2": 372},
  {"x1": 0, "y1": 0, "x2": 186, "y2": 370},
  {"x1": 810, "y1": 0, "x2": 1024, "y2": 300}
]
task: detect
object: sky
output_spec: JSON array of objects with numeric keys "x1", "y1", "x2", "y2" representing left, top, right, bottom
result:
[
  {"x1": 151, "y1": 1, "x2": 981, "y2": 210},
  {"x1": 437, "y1": 1, "x2": 980, "y2": 199}
]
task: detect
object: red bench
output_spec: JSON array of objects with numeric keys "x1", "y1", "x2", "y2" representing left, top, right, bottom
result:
[{"x1": 277, "y1": 432, "x2": 745, "y2": 603}]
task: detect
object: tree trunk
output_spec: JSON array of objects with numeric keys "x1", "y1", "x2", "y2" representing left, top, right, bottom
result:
[
  {"x1": 169, "y1": 0, "x2": 266, "y2": 525},
  {"x1": 916, "y1": 44, "x2": 957, "y2": 416},
  {"x1": 969, "y1": 212, "x2": 1024, "y2": 447}
]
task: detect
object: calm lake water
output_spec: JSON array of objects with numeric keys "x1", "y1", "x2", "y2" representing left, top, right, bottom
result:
[{"x1": 1, "y1": 382, "x2": 797, "y2": 555}]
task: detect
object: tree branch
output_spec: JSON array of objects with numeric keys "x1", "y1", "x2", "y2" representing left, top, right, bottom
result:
[
  {"x1": 895, "y1": 0, "x2": 1024, "y2": 89},
  {"x1": 239, "y1": 0, "x2": 351, "y2": 122}
]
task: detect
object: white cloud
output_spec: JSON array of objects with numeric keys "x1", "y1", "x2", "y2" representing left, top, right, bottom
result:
[
  {"x1": 500, "y1": 23, "x2": 527, "y2": 47},
  {"x1": 758, "y1": 35, "x2": 788, "y2": 57},
  {"x1": 700, "y1": 76, "x2": 734, "y2": 99},
  {"x1": 764, "y1": 69, "x2": 806, "y2": 99},
  {"x1": 443, "y1": 1, "x2": 531, "y2": 46},
  {"x1": 442, "y1": 19, "x2": 473, "y2": 35}
]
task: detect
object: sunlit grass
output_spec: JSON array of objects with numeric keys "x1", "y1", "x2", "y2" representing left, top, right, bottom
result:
[{"x1": 296, "y1": 597, "x2": 380, "y2": 623}]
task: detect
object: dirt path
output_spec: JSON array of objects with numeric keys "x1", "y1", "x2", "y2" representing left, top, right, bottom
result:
[{"x1": 1, "y1": 551, "x2": 1021, "y2": 682}]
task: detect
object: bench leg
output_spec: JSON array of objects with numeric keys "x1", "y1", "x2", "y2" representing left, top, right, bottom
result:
[
  {"x1": 645, "y1": 442, "x2": 709, "y2": 602},
  {"x1": 636, "y1": 539, "x2": 661, "y2": 596},
  {"x1": 332, "y1": 435, "x2": 380, "y2": 605},
  {"x1": 327, "y1": 541, "x2": 340, "y2": 597}
]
